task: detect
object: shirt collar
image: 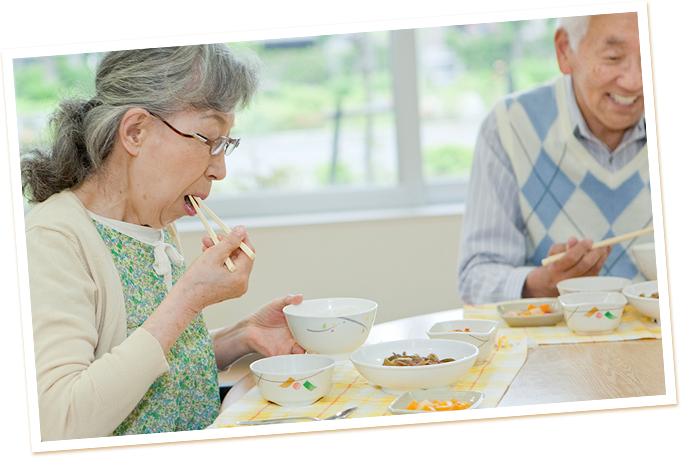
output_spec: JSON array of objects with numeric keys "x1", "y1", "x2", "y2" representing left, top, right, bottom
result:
[{"x1": 564, "y1": 74, "x2": 646, "y2": 152}]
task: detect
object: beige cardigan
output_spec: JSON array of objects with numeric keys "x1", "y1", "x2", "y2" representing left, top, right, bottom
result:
[{"x1": 26, "y1": 191, "x2": 171, "y2": 441}]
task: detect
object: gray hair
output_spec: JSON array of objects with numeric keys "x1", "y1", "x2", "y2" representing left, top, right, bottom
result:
[
  {"x1": 21, "y1": 44, "x2": 260, "y2": 204},
  {"x1": 557, "y1": 16, "x2": 591, "y2": 52}
]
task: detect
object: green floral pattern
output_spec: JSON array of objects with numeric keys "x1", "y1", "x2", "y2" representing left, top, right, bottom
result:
[{"x1": 95, "y1": 222, "x2": 220, "y2": 435}]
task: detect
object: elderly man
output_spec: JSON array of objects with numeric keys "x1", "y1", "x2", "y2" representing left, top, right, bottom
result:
[{"x1": 458, "y1": 12, "x2": 652, "y2": 305}]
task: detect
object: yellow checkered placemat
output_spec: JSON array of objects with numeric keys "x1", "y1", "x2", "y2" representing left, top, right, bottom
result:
[
  {"x1": 464, "y1": 303, "x2": 661, "y2": 345},
  {"x1": 215, "y1": 338, "x2": 527, "y2": 428}
]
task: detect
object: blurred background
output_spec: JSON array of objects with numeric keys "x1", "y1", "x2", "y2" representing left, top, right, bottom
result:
[{"x1": 13, "y1": 18, "x2": 562, "y2": 328}]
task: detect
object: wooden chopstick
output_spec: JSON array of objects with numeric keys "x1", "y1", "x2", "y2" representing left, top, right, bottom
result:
[
  {"x1": 541, "y1": 226, "x2": 654, "y2": 266},
  {"x1": 188, "y1": 195, "x2": 236, "y2": 272},
  {"x1": 193, "y1": 197, "x2": 256, "y2": 261}
]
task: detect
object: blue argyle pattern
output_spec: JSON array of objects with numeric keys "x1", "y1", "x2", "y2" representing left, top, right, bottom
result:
[{"x1": 498, "y1": 77, "x2": 651, "y2": 281}]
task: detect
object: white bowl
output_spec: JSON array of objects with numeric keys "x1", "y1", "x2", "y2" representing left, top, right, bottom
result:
[
  {"x1": 557, "y1": 276, "x2": 632, "y2": 295},
  {"x1": 350, "y1": 339, "x2": 478, "y2": 395},
  {"x1": 622, "y1": 281, "x2": 660, "y2": 320},
  {"x1": 496, "y1": 298, "x2": 564, "y2": 327},
  {"x1": 250, "y1": 354, "x2": 336, "y2": 407},
  {"x1": 427, "y1": 319, "x2": 500, "y2": 365},
  {"x1": 284, "y1": 298, "x2": 378, "y2": 360},
  {"x1": 632, "y1": 242, "x2": 657, "y2": 280},
  {"x1": 388, "y1": 389, "x2": 484, "y2": 414},
  {"x1": 558, "y1": 292, "x2": 628, "y2": 335}
]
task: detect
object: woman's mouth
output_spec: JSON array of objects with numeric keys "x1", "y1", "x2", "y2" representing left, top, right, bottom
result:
[{"x1": 184, "y1": 195, "x2": 198, "y2": 216}]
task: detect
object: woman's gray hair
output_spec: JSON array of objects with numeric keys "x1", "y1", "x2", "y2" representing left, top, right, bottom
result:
[
  {"x1": 557, "y1": 16, "x2": 591, "y2": 52},
  {"x1": 21, "y1": 44, "x2": 260, "y2": 203}
]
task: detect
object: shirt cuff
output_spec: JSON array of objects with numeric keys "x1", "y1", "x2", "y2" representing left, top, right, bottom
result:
[{"x1": 504, "y1": 266, "x2": 535, "y2": 300}]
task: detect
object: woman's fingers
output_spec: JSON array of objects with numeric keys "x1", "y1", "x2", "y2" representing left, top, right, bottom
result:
[{"x1": 202, "y1": 229, "x2": 255, "y2": 259}]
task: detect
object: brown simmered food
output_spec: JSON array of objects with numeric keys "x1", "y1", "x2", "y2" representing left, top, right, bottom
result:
[
  {"x1": 639, "y1": 292, "x2": 659, "y2": 299},
  {"x1": 382, "y1": 351, "x2": 455, "y2": 366}
]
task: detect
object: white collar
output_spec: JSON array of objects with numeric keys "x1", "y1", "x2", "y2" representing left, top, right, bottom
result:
[{"x1": 89, "y1": 211, "x2": 184, "y2": 292}]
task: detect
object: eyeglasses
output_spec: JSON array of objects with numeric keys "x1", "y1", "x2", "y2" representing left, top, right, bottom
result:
[{"x1": 148, "y1": 111, "x2": 241, "y2": 156}]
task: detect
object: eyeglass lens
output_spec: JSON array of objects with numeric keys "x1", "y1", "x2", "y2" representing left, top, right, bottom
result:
[{"x1": 211, "y1": 137, "x2": 240, "y2": 156}]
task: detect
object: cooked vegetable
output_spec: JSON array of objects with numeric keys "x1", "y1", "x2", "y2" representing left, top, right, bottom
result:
[
  {"x1": 505, "y1": 303, "x2": 552, "y2": 317},
  {"x1": 405, "y1": 398, "x2": 472, "y2": 411},
  {"x1": 382, "y1": 352, "x2": 455, "y2": 366}
]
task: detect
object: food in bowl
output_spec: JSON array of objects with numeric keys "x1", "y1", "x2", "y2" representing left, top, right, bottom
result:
[
  {"x1": 496, "y1": 299, "x2": 563, "y2": 327},
  {"x1": 406, "y1": 398, "x2": 471, "y2": 411},
  {"x1": 505, "y1": 303, "x2": 552, "y2": 316},
  {"x1": 250, "y1": 354, "x2": 336, "y2": 407},
  {"x1": 382, "y1": 352, "x2": 455, "y2": 366},
  {"x1": 284, "y1": 298, "x2": 378, "y2": 360},
  {"x1": 427, "y1": 319, "x2": 500, "y2": 365},
  {"x1": 558, "y1": 291, "x2": 627, "y2": 335},
  {"x1": 350, "y1": 339, "x2": 478, "y2": 394},
  {"x1": 388, "y1": 389, "x2": 484, "y2": 415},
  {"x1": 622, "y1": 281, "x2": 660, "y2": 320},
  {"x1": 557, "y1": 276, "x2": 632, "y2": 295},
  {"x1": 632, "y1": 242, "x2": 657, "y2": 280}
]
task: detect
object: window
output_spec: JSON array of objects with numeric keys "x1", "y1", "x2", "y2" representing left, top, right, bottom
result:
[{"x1": 12, "y1": 18, "x2": 561, "y2": 221}]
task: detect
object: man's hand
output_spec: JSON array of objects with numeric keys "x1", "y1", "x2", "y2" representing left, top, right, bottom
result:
[{"x1": 522, "y1": 237, "x2": 612, "y2": 298}]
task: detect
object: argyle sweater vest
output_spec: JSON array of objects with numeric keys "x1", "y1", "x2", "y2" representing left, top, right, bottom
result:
[{"x1": 495, "y1": 76, "x2": 653, "y2": 281}]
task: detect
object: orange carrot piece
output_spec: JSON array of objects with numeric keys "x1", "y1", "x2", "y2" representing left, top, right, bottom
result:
[{"x1": 406, "y1": 400, "x2": 420, "y2": 410}]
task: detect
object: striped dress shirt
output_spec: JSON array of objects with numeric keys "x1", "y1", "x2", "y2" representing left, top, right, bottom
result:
[{"x1": 457, "y1": 75, "x2": 647, "y2": 305}]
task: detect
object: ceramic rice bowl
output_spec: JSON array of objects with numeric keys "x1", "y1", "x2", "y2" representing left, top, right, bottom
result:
[
  {"x1": 557, "y1": 276, "x2": 632, "y2": 295},
  {"x1": 349, "y1": 339, "x2": 478, "y2": 395},
  {"x1": 622, "y1": 281, "x2": 660, "y2": 320},
  {"x1": 283, "y1": 298, "x2": 378, "y2": 360},
  {"x1": 632, "y1": 242, "x2": 657, "y2": 281},
  {"x1": 250, "y1": 354, "x2": 336, "y2": 407},
  {"x1": 558, "y1": 292, "x2": 627, "y2": 335},
  {"x1": 427, "y1": 319, "x2": 500, "y2": 365}
]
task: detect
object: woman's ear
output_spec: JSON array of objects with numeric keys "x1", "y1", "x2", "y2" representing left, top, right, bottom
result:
[
  {"x1": 554, "y1": 28, "x2": 575, "y2": 75},
  {"x1": 118, "y1": 108, "x2": 151, "y2": 157}
]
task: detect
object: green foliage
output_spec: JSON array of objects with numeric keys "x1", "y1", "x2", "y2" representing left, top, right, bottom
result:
[
  {"x1": 13, "y1": 54, "x2": 96, "y2": 113},
  {"x1": 315, "y1": 160, "x2": 358, "y2": 186},
  {"x1": 423, "y1": 144, "x2": 473, "y2": 178}
]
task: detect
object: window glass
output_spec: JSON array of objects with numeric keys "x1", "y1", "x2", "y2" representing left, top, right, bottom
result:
[
  {"x1": 14, "y1": 53, "x2": 99, "y2": 152},
  {"x1": 218, "y1": 31, "x2": 398, "y2": 197},
  {"x1": 416, "y1": 19, "x2": 560, "y2": 183}
]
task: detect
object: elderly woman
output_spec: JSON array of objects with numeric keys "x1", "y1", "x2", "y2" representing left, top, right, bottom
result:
[{"x1": 22, "y1": 44, "x2": 305, "y2": 441}]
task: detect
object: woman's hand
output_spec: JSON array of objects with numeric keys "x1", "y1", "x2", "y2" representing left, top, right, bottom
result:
[
  {"x1": 244, "y1": 294, "x2": 306, "y2": 357},
  {"x1": 522, "y1": 236, "x2": 612, "y2": 298},
  {"x1": 211, "y1": 294, "x2": 305, "y2": 370},
  {"x1": 174, "y1": 226, "x2": 255, "y2": 315},
  {"x1": 143, "y1": 226, "x2": 256, "y2": 354}
]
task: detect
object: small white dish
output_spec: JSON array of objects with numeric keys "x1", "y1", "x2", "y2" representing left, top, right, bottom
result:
[
  {"x1": 496, "y1": 298, "x2": 563, "y2": 327},
  {"x1": 427, "y1": 319, "x2": 500, "y2": 365},
  {"x1": 622, "y1": 281, "x2": 660, "y2": 320},
  {"x1": 389, "y1": 389, "x2": 484, "y2": 414},
  {"x1": 559, "y1": 292, "x2": 627, "y2": 335},
  {"x1": 557, "y1": 276, "x2": 632, "y2": 295}
]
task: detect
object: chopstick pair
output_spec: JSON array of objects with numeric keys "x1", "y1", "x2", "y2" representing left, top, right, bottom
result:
[
  {"x1": 541, "y1": 226, "x2": 654, "y2": 266},
  {"x1": 188, "y1": 195, "x2": 256, "y2": 272}
]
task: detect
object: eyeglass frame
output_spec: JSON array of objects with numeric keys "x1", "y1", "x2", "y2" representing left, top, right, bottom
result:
[{"x1": 148, "y1": 111, "x2": 241, "y2": 157}]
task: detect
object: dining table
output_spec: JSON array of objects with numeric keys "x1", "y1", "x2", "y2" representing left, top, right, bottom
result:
[{"x1": 213, "y1": 305, "x2": 665, "y2": 426}]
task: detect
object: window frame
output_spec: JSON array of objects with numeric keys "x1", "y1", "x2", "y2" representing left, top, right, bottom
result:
[{"x1": 201, "y1": 28, "x2": 469, "y2": 223}]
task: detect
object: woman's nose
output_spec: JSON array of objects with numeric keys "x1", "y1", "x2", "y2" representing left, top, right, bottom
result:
[{"x1": 207, "y1": 153, "x2": 227, "y2": 181}]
